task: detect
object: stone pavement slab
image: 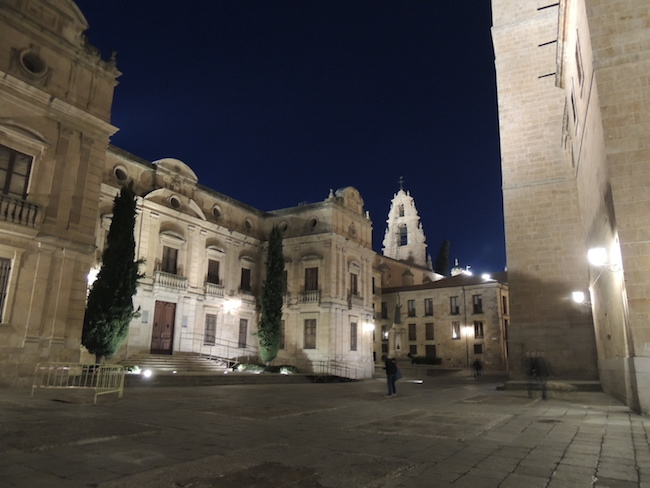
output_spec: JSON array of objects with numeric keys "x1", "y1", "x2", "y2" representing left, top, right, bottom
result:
[{"x1": 1, "y1": 372, "x2": 649, "y2": 487}]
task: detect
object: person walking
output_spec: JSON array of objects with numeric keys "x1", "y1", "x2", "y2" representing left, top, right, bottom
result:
[
  {"x1": 382, "y1": 354, "x2": 398, "y2": 396},
  {"x1": 472, "y1": 359, "x2": 483, "y2": 379}
]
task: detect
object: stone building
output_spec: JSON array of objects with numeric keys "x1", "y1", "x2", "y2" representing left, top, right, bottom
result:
[
  {"x1": 0, "y1": 0, "x2": 119, "y2": 384},
  {"x1": 372, "y1": 185, "x2": 509, "y2": 369},
  {"x1": 97, "y1": 149, "x2": 377, "y2": 378},
  {"x1": 378, "y1": 273, "x2": 509, "y2": 370},
  {"x1": 492, "y1": 0, "x2": 650, "y2": 412}
]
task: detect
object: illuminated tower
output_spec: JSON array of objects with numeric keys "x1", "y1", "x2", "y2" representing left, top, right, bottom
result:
[{"x1": 382, "y1": 181, "x2": 429, "y2": 269}]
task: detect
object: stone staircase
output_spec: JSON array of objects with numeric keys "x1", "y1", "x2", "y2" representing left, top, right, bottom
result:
[
  {"x1": 121, "y1": 353, "x2": 229, "y2": 374},
  {"x1": 119, "y1": 353, "x2": 313, "y2": 387}
]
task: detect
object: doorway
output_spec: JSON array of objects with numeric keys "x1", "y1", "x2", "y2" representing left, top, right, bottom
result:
[{"x1": 151, "y1": 301, "x2": 176, "y2": 354}]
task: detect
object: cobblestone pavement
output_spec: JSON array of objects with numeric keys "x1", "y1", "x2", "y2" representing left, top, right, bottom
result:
[{"x1": 1, "y1": 371, "x2": 649, "y2": 487}]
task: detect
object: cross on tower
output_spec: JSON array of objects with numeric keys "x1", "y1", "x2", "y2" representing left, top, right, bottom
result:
[{"x1": 398, "y1": 176, "x2": 404, "y2": 190}]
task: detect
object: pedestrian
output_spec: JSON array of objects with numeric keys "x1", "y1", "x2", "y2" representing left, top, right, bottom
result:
[
  {"x1": 526, "y1": 351, "x2": 550, "y2": 400},
  {"x1": 472, "y1": 358, "x2": 483, "y2": 378},
  {"x1": 382, "y1": 354, "x2": 398, "y2": 396}
]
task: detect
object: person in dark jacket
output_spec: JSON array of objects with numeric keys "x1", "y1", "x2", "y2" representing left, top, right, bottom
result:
[{"x1": 382, "y1": 354, "x2": 398, "y2": 396}]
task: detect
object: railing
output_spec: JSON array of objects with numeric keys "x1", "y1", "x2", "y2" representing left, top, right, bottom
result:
[
  {"x1": 31, "y1": 363, "x2": 125, "y2": 404},
  {"x1": 348, "y1": 293, "x2": 364, "y2": 309},
  {"x1": 0, "y1": 195, "x2": 39, "y2": 227},
  {"x1": 204, "y1": 281, "x2": 225, "y2": 298},
  {"x1": 153, "y1": 270, "x2": 188, "y2": 290},
  {"x1": 299, "y1": 290, "x2": 320, "y2": 304},
  {"x1": 311, "y1": 360, "x2": 363, "y2": 380},
  {"x1": 178, "y1": 330, "x2": 259, "y2": 364}
]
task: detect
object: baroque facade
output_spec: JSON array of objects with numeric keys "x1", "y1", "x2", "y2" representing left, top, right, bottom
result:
[
  {"x1": 492, "y1": 0, "x2": 650, "y2": 412},
  {"x1": 0, "y1": 0, "x2": 119, "y2": 384},
  {"x1": 98, "y1": 148, "x2": 377, "y2": 378}
]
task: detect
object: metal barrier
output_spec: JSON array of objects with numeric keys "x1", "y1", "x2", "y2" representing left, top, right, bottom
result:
[
  {"x1": 311, "y1": 360, "x2": 363, "y2": 380},
  {"x1": 31, "y1": 363, "x2": 125, "y2": 404}
]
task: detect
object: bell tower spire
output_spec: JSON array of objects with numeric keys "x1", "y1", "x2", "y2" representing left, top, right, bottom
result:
[{"x1": 382, "y1": 180, "x2": 429, "y2": 268}]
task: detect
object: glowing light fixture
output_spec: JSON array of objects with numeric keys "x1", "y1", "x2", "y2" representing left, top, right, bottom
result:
[
  {"x1": 481, "y1": 273, "x2": 492, "y2": 280},
  {"x1": 587, "y1": 247, "x2": 608, "y2": 267},
  {"x1": 572, "y1": 291, "x2": 586, "y2": 304},
  {"x1": 87, "y1": 267, "x2": 100, "y2": 287},
  {"x1": 224, "y1": 299, "x2": 242, "y2": 315},
  {"x1": 362, "y1": 322, "x2": 375, "y2": 333},
  {"x1": 142, "y1": 369, "x2": 153, "y2": 378}
]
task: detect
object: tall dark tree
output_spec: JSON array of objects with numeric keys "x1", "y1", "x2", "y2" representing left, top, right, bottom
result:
[
  {"x1": 434, "y1": 240, "x2": 451, "y2": 277},
  {"x1": 258, "y1": 225, "x2": 285, "y2": 365},
  {"x1": 82, "y1": 183, "x2": 142, "y2": 363}
]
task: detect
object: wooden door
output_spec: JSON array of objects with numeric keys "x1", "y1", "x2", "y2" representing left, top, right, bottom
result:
[{"x1": 151, "y1": 301, "x2": 175, "y2": 354}]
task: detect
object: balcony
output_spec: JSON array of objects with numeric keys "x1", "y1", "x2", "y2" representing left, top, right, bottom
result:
[
  {"x1": 153, "y1": 270, "x2": 187, "y2": 290},
  {"x1": 348, "y1": 293, "x2": 364, "y2": 309},
  {"x1": 204, "y1": 282, "x2": 225, "y2": 298},
  {"x1": 0, "y1": 195, "x2": 39, "y2": 228},
  {"x1": 299, "y1": 290, "x2": 320, "y2": 304}
]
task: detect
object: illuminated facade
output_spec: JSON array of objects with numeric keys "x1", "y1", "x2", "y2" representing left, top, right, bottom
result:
[
  {"x1": 492, "y1": 0, "x2": 650, "y2": 412},
  {"x1": 0, "y1": 0, "x2": 119, "y2": 385},
  {"x1": 377, "y1": 273, "x2": 509, "y2": 370},
  {"x1": 98, "y1": 149, "x2": 377, "y2": 378}
]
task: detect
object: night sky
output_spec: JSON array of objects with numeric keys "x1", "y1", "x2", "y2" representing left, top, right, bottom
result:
[{"x1": 75, "y1": 0, "x2": 505, "y2": 275}]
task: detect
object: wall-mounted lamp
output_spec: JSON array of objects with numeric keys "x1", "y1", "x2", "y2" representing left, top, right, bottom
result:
[
  {"x1": 587, "y1": 247, "x2": 621, "y2": 287},
  {"x1": 588, "y1": 247, "x2": 620, "y2": 271},
  {"x1": 362, "y1": 322, "x2": 375, "y2": 333},
  {"x1": 571, "y1": 291, "x2": 592, "y2": 307},
  {"x1": 224, "y1": 299, "x2": 242, "y2": 315}
]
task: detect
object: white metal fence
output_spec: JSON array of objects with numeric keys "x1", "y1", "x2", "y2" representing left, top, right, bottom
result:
[{"x1": 31, "y1": 363, "x2": 125, "y2": 404}]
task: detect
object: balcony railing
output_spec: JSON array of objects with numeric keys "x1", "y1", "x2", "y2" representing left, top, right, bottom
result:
[
  {"x1": 348, "y1": 293, "x2": 364, "y2": 309},
  {"x1": 205, "y1": 282, "x2": 225, "y2": 298},
  {"x1": 299, "y1": 290, "x2": 320, "y2": 304},
  {"x1": 0, "y1": 195, "x2": 39, "y2": 227},
  {"x1": 153, "y1": 270, "x2": 188, "y2": 290}
]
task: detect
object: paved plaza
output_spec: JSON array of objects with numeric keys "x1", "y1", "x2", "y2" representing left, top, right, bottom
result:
[{"x1": 1, "y1": 371, "x2": 649, "y2": 487}]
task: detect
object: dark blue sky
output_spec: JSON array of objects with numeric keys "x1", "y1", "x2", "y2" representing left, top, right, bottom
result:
[{"x1": 75, "y1": 0, "x2": 505, "y2": 275}]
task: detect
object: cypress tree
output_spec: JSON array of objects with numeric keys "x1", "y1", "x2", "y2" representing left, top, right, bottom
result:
[
  {"x1": 258, "y1": 225, "x2": 285, "y2": 365},
  {"x1": 82, "y1": 183, "x2": 142, "y2": 363},
  {"x1": 434, "y1": 240, "x2": 451, "y2": 277}
]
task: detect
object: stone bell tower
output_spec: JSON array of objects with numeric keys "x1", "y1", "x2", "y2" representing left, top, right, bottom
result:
[{"x1": 381, "y1": 179, "x2": 429, "y2": 269}]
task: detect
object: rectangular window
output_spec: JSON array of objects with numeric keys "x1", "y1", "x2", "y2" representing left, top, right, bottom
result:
[
  {"x1": 474, "y1": 344, "x2": 483, "y2": 354},
  {"x1": 0, "y1": 257, "x2": 11, "y2": 322},
  {"x1": 409, "y1": 345, "x2": 417, "y2": 356},
  {"x1": 304, "y1": 319, "x2": 317, "y2": 349},
  {"x1": 305, "y1": 267, "x2": 318, "y2": 291},
  {"x1": 451, "y1": 321, "x2": 460, "y2": 340},
  {"x1": 408, "y1": 323, "x2": 416, "y2": 341},
  {"x1": 350, "y1": 322, "x2": 358, "y2": 351},
  {"x1": 399, "y1": 224, "x2": 408, "y2": 246},
  {"x1": 474, "y1": 321, "x2": 484, "y2": 339},
  {"x1": 407, "y1": 299, "x2": 416, "y2": 317},
  {"x1": 280, "y1": 319, "x2": 285, "y2": 349},
  {"x1": 0, "y1": 144, "x2": 32, "y2": 199},
  {"x1": 424, "y1": 298, "x2": 433, "y2": 316},
  {"x1": 282, "y1": 270, "x2": 288, "y2": 293},
  {"x1": 238, "y1": 318, "x2": 248, "y2": 348},
  {"x1": 350, "y1": 273, "x2": 358, "y2": 296},
  {"x1": 240, "y1": 268, "x2": 251, "y2": 292},
  {"x1": 372, "y1": 277, "x2": 376, "y2": 295},
  {"x1": 425, "y1": 344, "x2": 436, "y2": 358},
  {"x1": 204, "y1": 314, "x2": 217, "y2": 344},
  {"x1": 502, "y1": 296, "x2": 508, "y2": 315},
  {"x1": 161, "y1": 246, "x2": 178, "y2": 274},
  {"x1": 472, "y1": 294, "x2": 483, "y2": 314},
  {"x1": 450, "y1": 296, "x2": 460, "y2": 315},
  {"x1": 381, "y1": 325, "x2": 389, "y2": 341},
  {"x1": 206, "y1": 259, "x2": 220, "y2": 284},
  {"x1": 425, "y1": 322, "x2": 434, "y2": 341},
  {"x1": 381, "y1": 302, "x2": 388, "y2": 319}
]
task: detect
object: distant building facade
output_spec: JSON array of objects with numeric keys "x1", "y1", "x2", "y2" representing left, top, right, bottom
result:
[
  {"x1": 378, "y1": 273, "x2": 509, "y2": 370},
  {"x1": 492, "y1": 0, "x2": 650, "y2": 412}
]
